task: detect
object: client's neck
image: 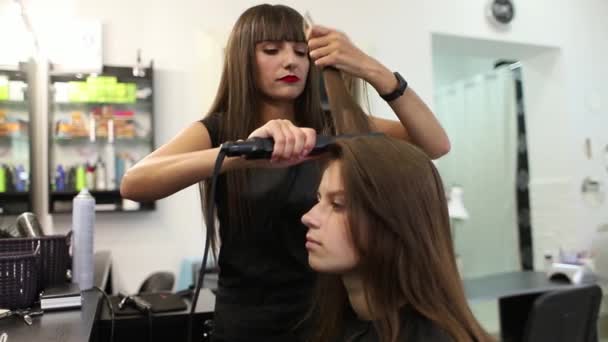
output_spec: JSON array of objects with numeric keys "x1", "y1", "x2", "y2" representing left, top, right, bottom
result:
[{"x1": 342, "y1": 272, "x2": 372, "y2": 321}]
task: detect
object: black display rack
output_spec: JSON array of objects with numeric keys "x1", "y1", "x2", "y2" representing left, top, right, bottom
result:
[{"x1": 48, "y1": 63, "x2": 156, "y2": 213}]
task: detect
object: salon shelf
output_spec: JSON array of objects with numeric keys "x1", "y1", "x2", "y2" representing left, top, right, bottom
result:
[
  {"x1": 0, "y1": 100, "x2": 27, "y2": 105},
  {"x1": 0, "y1": 191, "x2": 31, "y2": 215},
  {"x1": 0, "y1": 191, "x2": 30, "y2": 199},
  {"x1": 53, "y1": 136, "x2": 152, "y2": 144},
  {"x1": 52, "y1": 101, "x2": 152, "y2": 111},
  {"x1": 0, "y1": 100, "x2": 28, "y2": 110},
  {"x1": 50, "y1": 205, "x2": 155, "y2": 214},
  {"x1": 49, "y1": 190, "x2": 154, "y2": 213},
  {"x1": 0, "y1": 66, "x2": 33, "y2": 216},
  {"x1": 51, "y1": 65, "x2": 154, "y2": 84},
  {"x1": 49, "y1": 63, "x2": 156, "y2": 214},
  {"x1": 0, "y1": 134, "x2": 29, "y2": 142},
  {"x1": 52, "y1": 189, "x2": 120, "y2": 198}
]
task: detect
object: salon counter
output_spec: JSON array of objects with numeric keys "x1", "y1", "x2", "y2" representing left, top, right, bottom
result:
[
  {"x1": 0, "y1": 251, "x2": 113, "y2": 342},
  {"x1": 0, "y1": 250, "x2": 216, "y2": 342},
  {"x1": 463, "y1": 270, "x2": 593, "y2": 301}
]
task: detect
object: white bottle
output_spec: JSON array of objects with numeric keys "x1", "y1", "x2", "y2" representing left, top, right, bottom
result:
[
  {"x1": 72, "y1": 189, "x2": 95, "y2": 290},
  {"x1": 85, "y1": 162, "x2": 96, "y2": 190},
  {"x1": 105, "y1": 119, "x2": 116, "y2": 190},
  {"x1": 95, "y1": 158, "x2": 106, "y2": 191}
]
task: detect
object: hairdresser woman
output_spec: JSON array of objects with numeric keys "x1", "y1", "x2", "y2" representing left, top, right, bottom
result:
[{"x1": 120, "y1": 4, "x2": 449, "y2": 342}]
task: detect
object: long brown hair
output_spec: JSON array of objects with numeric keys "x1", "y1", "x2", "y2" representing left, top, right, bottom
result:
[
  {"x1": 310, "y1": 136, "x2": 491, "y2": 342},
  {"x1": 200, "y1": 4, "x2": 372, "y2": 247}
]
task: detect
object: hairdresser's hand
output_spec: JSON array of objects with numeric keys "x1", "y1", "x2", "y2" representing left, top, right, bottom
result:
[
  {"x1": 246, "y1": 119, "x2": 318, "y2": 166},
  {"x1": 307, "y1": 26, "x2": 377, "y2": 78}
]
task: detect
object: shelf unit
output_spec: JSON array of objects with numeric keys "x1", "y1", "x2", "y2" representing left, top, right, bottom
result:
[
  {"x1": 0, "y1": 66, "x2": 32, "y2": 215},
  {"x1": 48, "y1": 64, "x2": 156, "y2": 213}
]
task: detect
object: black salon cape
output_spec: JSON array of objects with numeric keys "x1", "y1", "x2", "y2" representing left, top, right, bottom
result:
[{"x1": 342, "y1": 305, "x2": 454, "y2": 342}]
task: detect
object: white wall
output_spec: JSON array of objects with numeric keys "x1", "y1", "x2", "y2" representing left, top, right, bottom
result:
[
  {"x1": 567, "y1": 0, "x2": 608, "y2": 262},
  {"x1": 2, "y1": 0, "x2": 607, "y2": 292}
]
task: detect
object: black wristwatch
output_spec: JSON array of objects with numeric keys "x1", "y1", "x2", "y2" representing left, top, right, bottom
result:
[{"x1": 380, "y1": 72, "x2": 408, "y2": 102}]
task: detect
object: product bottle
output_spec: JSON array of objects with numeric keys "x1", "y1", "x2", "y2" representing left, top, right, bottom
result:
[
  {"x1": 75, "y1": 165, "x2": 86, "y2": 192},
  {"x1": 15, "y1": 165, "x2": 27, "y2": 192},
  {"x1": 105, "y1": 119, "x2": 116, "y2": 190},
  {"x1": 95, "y1": 158, "x2": 106, "y2": 191},
  {"x1": 55, "y1": 165, "x2": 66, "y2": 191},
  {"x1": 0, "y1": 165, "x2": 6, "y2": 193},
  {"x1": 67, "y1": 166, "x2": 76, "y2": 191},
  {"x1": 85, "y1": 163, "x2": 95, "y2": 190},
  {"x1": 72, "y1": 189, "x2": 95, "y2": 290}
]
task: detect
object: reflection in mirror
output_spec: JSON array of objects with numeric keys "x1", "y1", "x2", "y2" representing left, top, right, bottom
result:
[{"x1": 432, "y1": 34, "x2": 546, "y2": 280}]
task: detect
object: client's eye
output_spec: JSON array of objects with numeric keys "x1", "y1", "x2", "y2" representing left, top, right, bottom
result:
[{"x1": 331, "y1": 202, "x2": 345, "y2": 211}]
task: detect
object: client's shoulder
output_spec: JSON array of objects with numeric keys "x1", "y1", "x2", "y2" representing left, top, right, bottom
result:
[{"x1": 400, "y1": 306, "x2": 454, "y2": 342}]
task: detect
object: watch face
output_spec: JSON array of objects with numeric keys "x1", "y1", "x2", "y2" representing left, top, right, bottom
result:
[{"x1": 491, "y1": 0, "x2": 515, "y2": 24}]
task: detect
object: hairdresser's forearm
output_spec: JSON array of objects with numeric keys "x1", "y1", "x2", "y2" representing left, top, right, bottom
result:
[
  {"x1": 120, "y1": 148, "x2": 243, "y2": 202},
  {"x1": 365, "y1": 62, "x2": 451, "y2": 159}
]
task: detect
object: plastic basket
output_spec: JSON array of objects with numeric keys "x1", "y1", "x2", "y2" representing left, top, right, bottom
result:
[
  {"x1": 0, "y1": 233, "x2": 71, "y2": 291},
  {"x1": 0, "y1": 250, "x2": 39, "y2": 309}
]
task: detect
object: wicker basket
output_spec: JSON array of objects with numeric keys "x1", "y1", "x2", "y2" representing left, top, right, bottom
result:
[
  {"x1": 0, "y1": 250, "x2": 39, "y2": 309},
  {"x1": 0, "y1": 233, "x2": 71, "y2": 291}
]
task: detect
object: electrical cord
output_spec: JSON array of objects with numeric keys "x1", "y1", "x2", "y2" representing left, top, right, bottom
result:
[
  {"x1": 92, "y1": 286, "x2": 114, "y2": 342},
  {"x1": 118, "y1": 292, "x2": 153, "y2": 342},
  {"x1": 147, "y1": 309, "x2": 153, "y2": 342},
  {"x1": 188, "y1": 148, "x2": 226, "y2": 342}
]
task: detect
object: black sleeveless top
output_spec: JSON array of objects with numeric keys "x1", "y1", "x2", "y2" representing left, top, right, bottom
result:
[{"x1": 200, "y1": 113, "x2": 321, "y2": 342}]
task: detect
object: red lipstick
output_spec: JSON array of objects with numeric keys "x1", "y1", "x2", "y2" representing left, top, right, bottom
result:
[{"x1": 279, "y1": 75, "x2": 300, "y2": 83}]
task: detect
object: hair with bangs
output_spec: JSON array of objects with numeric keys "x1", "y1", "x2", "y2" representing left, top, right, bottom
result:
[
  {"x1": 309, "y1": 136, "x2": 492, "y2": 342},
  {"x1": 200, "y1": 4, "x2": 373, "y2": 247},
  {"x1": 200, "y1": 4, "x2": 328, "y2": 246}
]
